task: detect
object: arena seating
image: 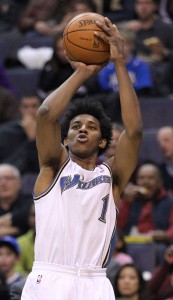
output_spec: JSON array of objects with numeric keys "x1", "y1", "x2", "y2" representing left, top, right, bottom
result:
[{"x1": 6, "y1": 68, "x2": 40, "y2": 98}]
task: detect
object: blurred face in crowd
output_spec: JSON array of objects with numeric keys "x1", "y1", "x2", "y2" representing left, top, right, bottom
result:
[
  {"x1": 72, "y1": 0, "x2": 95, "y2": 14},
  {"x1": 20, "y1": 96, "x2": 41, "y2": 119},
  {"x1": 124, "y1": 39, "x2": 135, "y2": 57},
  {"x1": 105, "y1": 127, "x2": 122, "y2": 159},
  {"x1": 0, "y1": 165, "x2": 21, "y2": 202},
  {"x1": 136, "y1": 164, "x2": 163, "y2": 198},
  {"x1": 135, "y1": 0, "x2": 158, "y2": 20},
  {"x1": 55, "y1": 37, "x2": 67, "y2": 62},
  {"x1": 117, "y1": 266, "x2": 140, "y2": 297},
  {"x1": 157, "y1": 127, "x2": 173, "y2": 161},
  {"x1": 73, "y1": 2, "x2": 93, "y2": 14},
  {"x1": 0, "y1": 246, "x2": 19, "y2": 276}
]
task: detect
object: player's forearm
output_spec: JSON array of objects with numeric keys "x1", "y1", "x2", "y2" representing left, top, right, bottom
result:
[
  {"x1": 37, "y1": 68, "x2": 91, "y2": 121},
  {"x1": 115, "y1": 58, "x2": 143, "y2": 136}
]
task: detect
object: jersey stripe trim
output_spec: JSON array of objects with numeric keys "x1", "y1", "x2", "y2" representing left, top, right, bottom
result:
[
  {"x1": 102, "y1": 162, "x2": 112, "y2": 176},
  {"x1": 102, "y1": 222, "x2": 116, "y2": 268},
  {"x1": 33, "y1": 158, "x2": 70, "y2": 200}
]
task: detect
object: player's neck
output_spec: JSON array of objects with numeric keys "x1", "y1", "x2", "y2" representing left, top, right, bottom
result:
[{"x1": 70, "y1": 154, "x2": 97, "y2": 171}]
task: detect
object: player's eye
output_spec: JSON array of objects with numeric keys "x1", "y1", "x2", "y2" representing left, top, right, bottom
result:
[
  {"x1": 88, "y1": 126, "x2": 96, "y2": 130},
  {"x1": 72, "y1": 125, "x2": 80, "y2": 129}
]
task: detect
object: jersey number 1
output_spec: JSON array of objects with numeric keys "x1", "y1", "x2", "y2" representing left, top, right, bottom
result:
[{"x1": 98, "y1": 194, "x2": 109, "y2": 223}]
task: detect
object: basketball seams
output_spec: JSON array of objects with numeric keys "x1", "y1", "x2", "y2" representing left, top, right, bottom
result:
[
  {"x1": 63, "y1": 29, "x2": 103, "y2": 36},
  {"x1": 64, "y1": 35, "x2": 109, "y2": 53},
  {"x1": 63, "y1": 12, "x2": 110, "y2": 64},
  {"x1": 64, "y1": 12, "x2": 105, "y2": 31}
]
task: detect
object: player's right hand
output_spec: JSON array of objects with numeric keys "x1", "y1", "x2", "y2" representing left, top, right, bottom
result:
[{"x1": 64, "y1": 51, "x2": 107, "y2": 74}]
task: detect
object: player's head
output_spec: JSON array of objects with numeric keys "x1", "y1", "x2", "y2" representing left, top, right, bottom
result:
[{"x1": 61, "y1": 98, "x2": 112, "y2": 156}]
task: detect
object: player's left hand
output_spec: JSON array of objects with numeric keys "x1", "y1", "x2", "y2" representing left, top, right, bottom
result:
[{"x1": 94, "y1": 17, "x2": 124, "y2": 62}]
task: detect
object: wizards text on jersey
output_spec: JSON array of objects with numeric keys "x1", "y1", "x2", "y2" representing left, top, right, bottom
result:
[{"x1": 60, "y1": 174, "x2": 111, "y2": 194}]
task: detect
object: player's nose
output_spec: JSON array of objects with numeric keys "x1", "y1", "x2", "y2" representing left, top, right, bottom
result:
[{"x1": 79, "y1": 125, "x2": 87, "y2": 133}]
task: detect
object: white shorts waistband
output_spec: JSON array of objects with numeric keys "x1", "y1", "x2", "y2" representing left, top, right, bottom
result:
[{"x1": 32, "y1": 262, "x2": 106, "y2": 278}]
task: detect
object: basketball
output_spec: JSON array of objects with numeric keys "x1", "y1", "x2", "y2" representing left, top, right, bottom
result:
[{"x1": 63, "y1": 12, "x2": 110, "y2": 65}]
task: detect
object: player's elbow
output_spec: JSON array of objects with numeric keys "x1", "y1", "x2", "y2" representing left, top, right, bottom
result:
[
  {"x1": 37, "y1": 105, "x2": 52, "y2": 120},
  {"x1": 132, "y1": 126, "x2": 143, "y2": 141},
  {"x1": 128, "y1": 123, "x2": 143, "y2": 140}
]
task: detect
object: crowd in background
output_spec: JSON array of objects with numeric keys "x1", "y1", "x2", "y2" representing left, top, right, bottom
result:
[{"x1": 0, "y1": 0, "x2": 173, "y2": 299}]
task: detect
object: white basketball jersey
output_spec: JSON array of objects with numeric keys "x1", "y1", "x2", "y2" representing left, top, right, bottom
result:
[{"x1": 33, "y1": 158, "x2": 117, "y2": 268}]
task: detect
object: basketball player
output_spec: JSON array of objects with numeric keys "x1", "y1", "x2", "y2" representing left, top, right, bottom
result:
[{"x1": 21, "y1": 17, "x2": 143, "y2": 300}]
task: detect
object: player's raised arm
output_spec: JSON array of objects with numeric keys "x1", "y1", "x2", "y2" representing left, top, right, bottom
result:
[
  {"x1": 95, "y1": 18, "x2": 143, "y2": 203},
  {"x1": 36, "y1": 61, "x2": 106, "y2": 169}
]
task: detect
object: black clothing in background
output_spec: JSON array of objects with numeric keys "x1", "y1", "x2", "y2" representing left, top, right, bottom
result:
[{"x1": 0, "y1": 119, "x2": 39, "y2": 175}]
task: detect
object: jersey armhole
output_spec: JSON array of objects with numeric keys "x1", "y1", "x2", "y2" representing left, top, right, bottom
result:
[{"x1": 33, "y1": 157, "x2": 70, "y2": 201}]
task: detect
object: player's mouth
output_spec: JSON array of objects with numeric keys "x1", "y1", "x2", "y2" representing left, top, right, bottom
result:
[{"x1": 77, "y1": 134, "x2": 88, "y2": 142}]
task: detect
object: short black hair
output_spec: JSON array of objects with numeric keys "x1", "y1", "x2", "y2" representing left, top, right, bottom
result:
[
  {"x1": 114, "y1": 263, "x2": 149, "y2": 300},
  {"x1": 61, "y1": 98, "x2": 112, "y2": 155}
]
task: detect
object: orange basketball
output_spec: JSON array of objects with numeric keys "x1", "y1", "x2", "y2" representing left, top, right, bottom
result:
[{"x1": 63, "y1": 12, "x2": 110, "y2": 65}]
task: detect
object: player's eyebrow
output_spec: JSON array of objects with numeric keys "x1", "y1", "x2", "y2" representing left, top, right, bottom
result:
[{"x1": 71, "y1": 120, "x2": 97, "y2": 125}]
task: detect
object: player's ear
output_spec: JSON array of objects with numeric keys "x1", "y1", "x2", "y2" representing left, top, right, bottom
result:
[
  {"x1": 63, "y1": 137, "x2": 68, "y2": 147},
  {"x1": 99, "y1": 138, "x2": 107, "y2": 150}
]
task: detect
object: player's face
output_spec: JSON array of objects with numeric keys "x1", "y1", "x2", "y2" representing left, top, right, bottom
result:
[
  {"x1": 117, "y1": 267, "x2": 139, "y2": 297},
  {"x1": 65, "y1": 114, "x2": 106, "y2": 158}
]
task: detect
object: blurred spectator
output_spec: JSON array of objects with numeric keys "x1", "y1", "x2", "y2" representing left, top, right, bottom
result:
[
  {"x1": 0, "y1": 0, "x2": 24, "y2": 33},
  {"x1": 159, "y1": 0, "x2": 173, "y2": 24},
  {"x1": 112, "y1": 231, "x2": 134, "y2": 265},
  {"x1": 114, "y1": 263, "x2": 151, "y2": 299},
  {"x1": 18, "y1": 0, "x2": 59, "y2": 36},
  {"x1": 0, "y1": 236, "x2": 23, "y2": 289},
  {"x1": 98, "y1": 123, "x2": 123, "y2": 164},
  {"x1": 103, "y1": 0, "x2": 136, "y2": 23},
  {"x1": 0, "y1": 63, "x2": 16, "y2": 95},
  {"x1": 0, "y1": 94, "x2": 41, "y2": 175},
  {"x1": 34, "y1": 0, "x2": 97, "y2": 37},
  {"x1": 0, "y1": 269, "x2": 10, "y2": 300},
  {"x1": 123, "y1": 0, "x2": 173, "y2": 96},
  {"x1": 38, "y1": 33, "x2": 74, "y2": 98},
  {"x1": 107, "y1": 230, "x2": 133, "y2": 287},
  {"x1": 15, "y1": 204, "x2": 35, "y2": 276},
  {"x1": 157, "y1": 126, "x2": 173, "y2": 196},
  {"x1": 0, "y1": 87, "x2": 18, "y2": 126},
  {"x1": 38, "y1": 32, "x2": 101, "y2": 99},
  {"x1": 0, "y1": 164, "x2": 33, "y2": 237},
  {"x1": 149, "y1": 244, "x2": 173, "y2": 299},
  {"x1": 98, "y1": 28, "x2": 153, "y2": 96},
  {"x1": 117, "y1": 163, "x2": 173, "y2": 264},
  {"x1": 10, "y1": 278, "x2": 26, "y2": 300}
]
